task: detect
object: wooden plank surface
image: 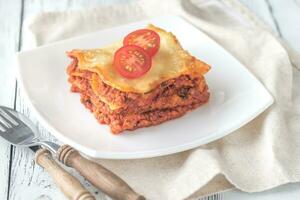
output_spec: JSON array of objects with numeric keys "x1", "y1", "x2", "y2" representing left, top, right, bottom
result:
[
  {"x1": 240, "y1": 0, "x2": 277, "y2": 31},
  {"x1": 265, "y1": 0, "x2": 300, "y2": 52},
  {"x1": 9, "y1": 1, "x2": 119, "y2": 200},
  {"x1": 1, "y1": 0, "x2": 299, "y2": 200},
  {"x1": 0, "y1": 0, "x2": 23, "y2": 199}
]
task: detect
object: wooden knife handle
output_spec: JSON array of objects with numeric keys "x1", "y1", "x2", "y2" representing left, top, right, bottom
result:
[
  {"x1": 58, "y1": 145, "x2": 145, "y2": 200},
  {"x1": 35, "y1": 149, "x2": 95, "y2": 200}
]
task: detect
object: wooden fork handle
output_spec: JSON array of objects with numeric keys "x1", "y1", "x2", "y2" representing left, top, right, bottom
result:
[
  {"x1": 35, "y1": 149, "x2": 95, "y2": 200},
  {"x1": 58, "y1": 145, "x2": 145, "y2": 200}
]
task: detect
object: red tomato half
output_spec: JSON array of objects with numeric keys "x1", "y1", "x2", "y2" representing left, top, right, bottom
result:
[
  {"x1": 123, "y1": 29, "x2": 160, "y2": 57},
  {"x1": 113, "y1": 45, "x2": 152, "y2": 79}
]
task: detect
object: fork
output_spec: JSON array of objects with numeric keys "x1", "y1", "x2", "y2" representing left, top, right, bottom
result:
[
  {"x1": 0, "y1": 107, "x2": 95, "y2": 200},
  {"x1": 0, "y1": 106, "x2": 145, "y2": 200}
]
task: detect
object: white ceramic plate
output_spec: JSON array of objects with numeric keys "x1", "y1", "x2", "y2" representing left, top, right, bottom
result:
[{"x1": 16, "y1": 15, "x2": 273, "y2": 159}]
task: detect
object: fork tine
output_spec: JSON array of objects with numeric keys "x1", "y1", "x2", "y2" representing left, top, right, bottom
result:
[
  {"x1": 0, "y1": 125, "x2": 5, "y2": 132},
  {"x1": 0, "y1": 121, "x2": 7, "y2": 131},
  {"x1": 0, "y1": 115, "x2": 9, "y2": 130},
  {"x1": 0, "y1": 107, "x2": 19, "y2": 127}
]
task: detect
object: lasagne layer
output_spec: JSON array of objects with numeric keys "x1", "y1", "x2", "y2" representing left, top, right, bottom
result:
[
  {"x1": 67, "y1": 24, "x2": 210, "y2": 93},
  {"x1": 67, "y1": 60, "x2": 210, "y2": 134}
]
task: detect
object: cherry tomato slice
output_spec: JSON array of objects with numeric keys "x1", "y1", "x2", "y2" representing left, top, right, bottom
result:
[
  {"x1": 123, "y1": 29, "x2": 160, "y2": 57},
  {"x1": 114, "y1": 45, "x2": 152, "y2": 79}
]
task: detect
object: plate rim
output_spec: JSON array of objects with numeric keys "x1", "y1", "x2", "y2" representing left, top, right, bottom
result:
[{"x1": 16, "y1": 15, "x2": 274, "y2": 159}]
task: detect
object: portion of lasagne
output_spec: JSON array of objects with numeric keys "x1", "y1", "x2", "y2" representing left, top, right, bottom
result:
[{"x1": 67, "y1": 25, "x2": 210, "y2": 134}]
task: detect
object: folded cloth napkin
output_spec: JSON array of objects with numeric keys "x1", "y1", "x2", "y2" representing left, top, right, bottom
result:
[{"x1": 22, "y1": 0, "x2": 300, "y2": 199}]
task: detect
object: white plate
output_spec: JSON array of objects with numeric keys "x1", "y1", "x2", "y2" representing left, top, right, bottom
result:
[{"x1": 16, "y1": 15, "x2": 273, "y2": 159}]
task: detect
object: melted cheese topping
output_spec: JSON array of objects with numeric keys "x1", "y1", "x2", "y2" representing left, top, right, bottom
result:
[{"x1": 68, "y1": 24, "x2": 210, "y2": 93}]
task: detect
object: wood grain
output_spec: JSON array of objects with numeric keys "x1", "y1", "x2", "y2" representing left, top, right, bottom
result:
[
  {"x1": 35, "y1": 149, "x2": 95, "y2": 200},
  {"x1": 9, "y1": 98, "x2": 110, "y2": 200},
  {"x1": 0, "y1": 0, "x2": 23, "y2": 199},
  {"x1": 58, "y1": 145, "x2": 145, "y2": 200},
  {"x1": 265, "y1": 0, "x2": 300, "y2": 52},
  {"x1": 240, "y1": 0, "x2": 277, "y2": 31},
  {"x1": 2, "y1": 0, "x2": 299, "y2": 200},
  {"x1": 9, "y1": 1, "x2": 113, "y2": 200}
]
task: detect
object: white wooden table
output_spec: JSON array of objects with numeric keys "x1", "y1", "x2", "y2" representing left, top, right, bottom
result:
[{"x1": 0, "y1": 0, "x2": 299, "y2": 199}]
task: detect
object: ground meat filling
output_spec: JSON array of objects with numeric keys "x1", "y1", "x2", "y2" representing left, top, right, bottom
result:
[{"x1": 67, "y1": 57, "x2": 209, "y2": 134}]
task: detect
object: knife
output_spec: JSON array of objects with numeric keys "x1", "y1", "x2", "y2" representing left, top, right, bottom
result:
[
  {"x1": 31, "y1": 145, "x2": 95, "y2": 200},
  {"x1": 0, "y1": 106, "x2": 145, "y2": 200}
]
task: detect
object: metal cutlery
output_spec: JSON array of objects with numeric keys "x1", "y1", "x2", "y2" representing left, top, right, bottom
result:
[
  {"x1": 0, "y1": 106, "x2": 94, "y2": 200},
  {"x1": 0, "y1": 106, "x2": 145, "y2": 200}
]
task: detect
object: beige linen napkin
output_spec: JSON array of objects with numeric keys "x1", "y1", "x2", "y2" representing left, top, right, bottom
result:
[{"x1": 22, "y1": 0, "x2": 300, "y2": 199}]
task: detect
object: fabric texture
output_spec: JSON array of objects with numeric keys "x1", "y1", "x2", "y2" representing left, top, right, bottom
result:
[{"x1": 23, "y1": 0, "x2": 300, "y2": 199}]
